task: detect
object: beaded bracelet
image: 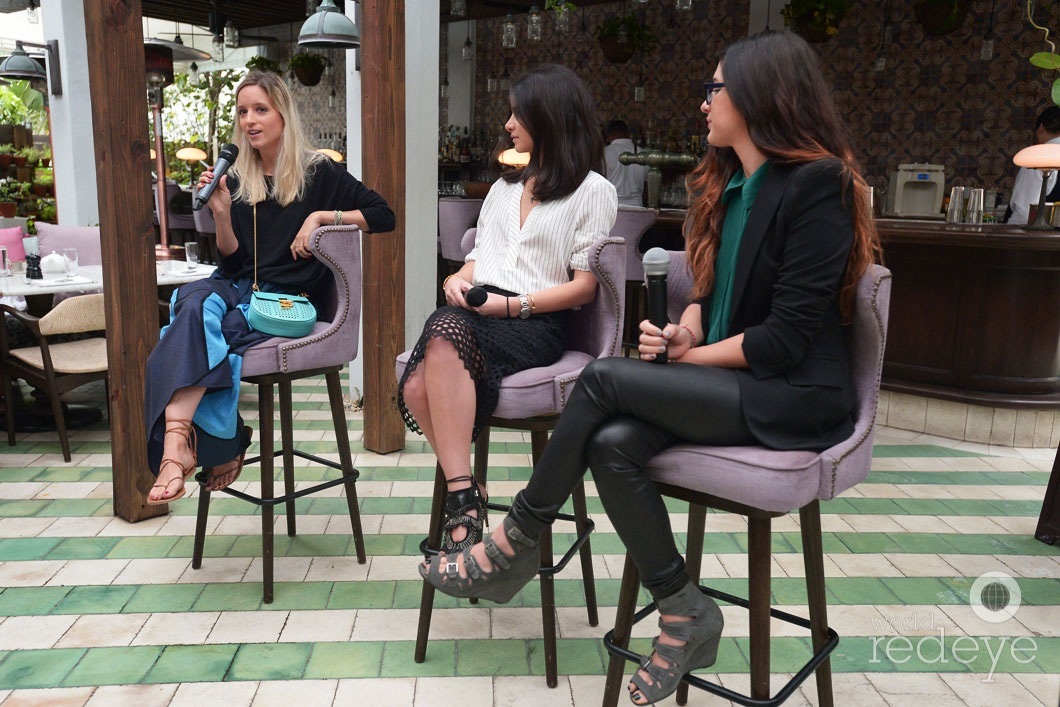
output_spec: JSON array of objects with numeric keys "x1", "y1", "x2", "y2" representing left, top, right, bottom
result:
[{"x1": 679, "y1": 324, "x2": 698, "y2": 348}]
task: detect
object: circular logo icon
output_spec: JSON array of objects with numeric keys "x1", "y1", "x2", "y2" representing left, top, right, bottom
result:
[{"x1": 969, "y1": 571, "x2": 1021, "y2": 623}]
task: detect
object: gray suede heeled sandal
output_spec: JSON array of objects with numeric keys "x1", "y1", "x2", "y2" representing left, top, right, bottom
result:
[
  {"x1": 419, "y1": 515, "x2": 539, "y2": 604},
  {"x1": 628, "y1": 580, "x2": 724, "y2": 705}
]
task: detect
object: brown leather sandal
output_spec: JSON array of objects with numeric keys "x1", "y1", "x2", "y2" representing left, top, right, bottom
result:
[
  {"x1": 205, "y1": 426, "x2": 253, "y2": 491},
  {"x1": 147, "y1": 419, "x2": 197, "y2": 505}
]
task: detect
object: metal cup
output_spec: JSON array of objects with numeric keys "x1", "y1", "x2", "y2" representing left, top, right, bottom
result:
[
  {"x1": 945, "y1": 186, "x2": 966, "y2": 224},
  {"x1": 964, "y1": 188, "x2": 984, "y2": 226}
]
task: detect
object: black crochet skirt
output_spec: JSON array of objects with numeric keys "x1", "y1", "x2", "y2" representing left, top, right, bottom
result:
[{"x1": 398, "y1": 301, "x2": 569, "y2": 442}]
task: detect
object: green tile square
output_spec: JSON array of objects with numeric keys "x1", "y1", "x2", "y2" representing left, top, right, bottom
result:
[
  {"x1": 393, "y1": 580, "x2": 427, "y2": 610},
  {"x1": 124, "y1": 584, "x2": 205, "y2": 614},
  {"x1": 879, "y1": 578, "x2": 964, "y2": 606},
  {"x1": 0, "y1": 537, "x2": 59, "y2": 561},
  {"x1": 0, "y1": 586, "x2": 69, "y2": 616},
  {"x1": 63, "y1": 646, "x2": 161, "y2": 686},
  {"x1": 0, "y1": 500, "x2": 48, "y2": 517},
  {"x1": 380, "y1": 640, "x2": 454, "y2": 677},
  {"x1": 106, "y1": 536, "x2": 181, "y2": 559},
  {"x1": 284, "y1": 534, "x2": 351, "y2": 558},
  {"x1": 267, "y1": 582, "x2": 332, "y2": 610},
  {"x1": 363, "y1": 535, "x2": 405, "y2": 556},
  {"x1": 0, "y1": 648, "x2": 85, "y2": 689},
  {"x1": 532, "y1": 638, "x2": 604, "y2": 675},
  {"x1": 145, "y1": 644, "x2": 238, "y2": 684},
  {"x1": 304, "y1": 641, "x2": 384, "y2": 679},
  {"x1": 329, "y1": 580, "x2": 395, "y2": 610},
  {"x1": 829, "y1": 637, "x2": 899, "y2": 672},
  {"x1": 455, "y1": 638, "x2": 529, "y2": 676},
  {"x1": 193, "y1": 582, "x2": 265, "y2": 612},
  {"x1": 47, "y1": 537, "x2": 121, "y2": 560},
  {"x1": 229, "y1": 643, "x2": 312, "y2": 681},
  {"x1": 55, "y1": 585, "x2": 137, "y2": 615},
  {"x1": 834, "y1": 532, "x2": 904, "y2": 554},
  {"x1": 171, "y1": 535, "x2": 238, "y2": 558},
  {"x1": 827, "y1": 578, "x2": 901, "y2": 606},
  {"x1": 45, "y1": 499, "x2": 110, "y2": 518}
]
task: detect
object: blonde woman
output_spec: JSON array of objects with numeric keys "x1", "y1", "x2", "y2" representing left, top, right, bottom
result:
[{"x1": 145, "y1": 70, "x2": 394, "y2": 504}]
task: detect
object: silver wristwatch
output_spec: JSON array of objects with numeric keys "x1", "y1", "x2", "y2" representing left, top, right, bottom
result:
[{"x1": 517, "y1": 294, "x2": 531, "y2": 319}]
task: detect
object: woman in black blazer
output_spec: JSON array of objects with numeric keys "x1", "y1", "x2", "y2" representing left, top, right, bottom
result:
[{"x1": 419, "y1": 32, "x2": 882, "y2": 705}]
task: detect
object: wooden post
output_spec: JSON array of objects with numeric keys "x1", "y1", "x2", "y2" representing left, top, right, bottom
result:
[
  {"x1": 84, "y1": 0, "x2": 166, "y2": 521},
  {"x1": 360, "y1": 0, "x2": 407, "y2": 453}
]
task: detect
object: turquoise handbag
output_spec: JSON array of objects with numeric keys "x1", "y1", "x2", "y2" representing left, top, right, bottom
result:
[{"x1": 247, "y1": 203, "x2": 318, "y2": 338}]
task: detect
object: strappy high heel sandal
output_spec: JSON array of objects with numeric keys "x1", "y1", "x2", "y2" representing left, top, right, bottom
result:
[
  {"x1": 420, "y1": 515, "x2": 540, "y2": 604},
  {"x1": 147, "y1": 419, "x2": 198, "y2": 505},
  {"x1": 441, "y1": 475, "x2": 488, "y2": 555},
  {"x1": 628, "y1": 580, "x2": 724, "y2": 705}
]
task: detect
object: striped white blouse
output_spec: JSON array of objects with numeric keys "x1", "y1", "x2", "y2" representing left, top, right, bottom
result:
[{"x1": 467, "y1": 170, "x2": 617, "y2": 295}]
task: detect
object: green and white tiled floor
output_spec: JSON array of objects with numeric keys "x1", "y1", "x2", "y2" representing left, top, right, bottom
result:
[{"x1": 0, "y1": 375, "x2": 1057, "y2": 706}]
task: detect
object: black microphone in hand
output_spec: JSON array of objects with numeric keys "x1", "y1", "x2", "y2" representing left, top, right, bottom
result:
[
  {"x1": 643, "y1": 247, "x2": 671, "y2": 364},
  {"x1": 192, "y1": 143, "x2": 239, "y2": 211},
  {"x1": 465, "y1": 286, "x2": 488, "y2": 307}
]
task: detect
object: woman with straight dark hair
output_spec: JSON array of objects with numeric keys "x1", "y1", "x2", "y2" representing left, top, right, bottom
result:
[
  {"x1": 145, "y1": 70, "x2": 394, "y2": 505},
  {"x1": 399, "y1": 64, "x2": 617, "y2": 555},
  {"x1": 419, "y1": 32, "x2": 881, "y2": 705}
]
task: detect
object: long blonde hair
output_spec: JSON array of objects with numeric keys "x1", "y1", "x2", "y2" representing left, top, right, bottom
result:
[{"x1": 229, "y1": 70, "x2": 324, "y2": 206}]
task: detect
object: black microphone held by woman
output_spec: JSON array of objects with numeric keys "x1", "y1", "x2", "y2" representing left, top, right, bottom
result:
[{"x1": 192, "y1": 143, "x2": 239, "y2": 211}]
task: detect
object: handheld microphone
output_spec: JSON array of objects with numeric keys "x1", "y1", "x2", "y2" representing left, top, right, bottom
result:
[
  {"x1": 192, "y1": 143, "x2": 239, "y2": 211},
  {"x1": 643, "y1": 248, "x2": 671, "y2": 364},
  {"x1": 465, "y1": 286, "x2": 488, "y2": 307}
]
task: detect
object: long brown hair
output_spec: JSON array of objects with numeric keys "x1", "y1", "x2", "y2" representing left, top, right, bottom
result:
[{"x1": 685, "y1": 32, "x2": 880, "y2": 321}]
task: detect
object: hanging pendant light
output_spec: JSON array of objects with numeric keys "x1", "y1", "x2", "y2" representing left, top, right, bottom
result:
[
  {"x1": 25, "y1": 0, "x2": 38, "y2": 24},
  {"x1": 462, "y1": 33, "x2": 474, "y2": 61},
  {"x1": 299, "y1": 0, "x2": 360, "y2": 49},
  {"x1": 189, "y1": 62, "x2": 200, "y2": 85},
  {"x1": 502, "y1": 13, "x2": 517, "y2": 49},
  {"x1": 528, "y1": 6, "x2": 543, "y2": 42},
  {"x1": 450, "y1": 0, "x2": 467, "y2": 17},
  {"x1": 440, "y1": 77, "x2": 450, "y2": 100},
  {"x1": 555, "y1": 6, "x2": 571, "y2": 33},
  {"x1": 224, "y1": 19, "x2": 240, "y2": 48},
  {"x1": 676, "y1": 0, "x2": 693, "y2": 10},
  {"x1": 329, "y1": 88, "x2": 336, "y2": 108}
]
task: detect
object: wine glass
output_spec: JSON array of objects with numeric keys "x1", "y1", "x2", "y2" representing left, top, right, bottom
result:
[{"x1": 184, "y1": 242, "x2": 199, "y2": 272}]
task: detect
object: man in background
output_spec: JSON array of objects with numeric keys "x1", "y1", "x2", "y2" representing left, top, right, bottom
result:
[
  {"x1": 603, "y1": 119, "x2": 649, "y2": 208},
  {"x1": 1007, "y1": 106, "x2": 1060, "y2": 224}
]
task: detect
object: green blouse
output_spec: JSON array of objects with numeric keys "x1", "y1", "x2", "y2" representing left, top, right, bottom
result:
[{"x1": 705, "y1": 161, "x2": 771, "y2": 344}]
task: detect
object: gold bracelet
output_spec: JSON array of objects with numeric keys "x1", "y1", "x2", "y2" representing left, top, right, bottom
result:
[
  {"x1": 679, "y1": 324, "x2": 698, "y2": 348},
  {"x1": 442, "y1": 274, "x2": 457, "y2": 290},
  {"x1": 333, "y1": 209, "x2": 343, "y2": 226},
  {"x1": 527, "y1": 293, "x2": 536, "y2": 313}
]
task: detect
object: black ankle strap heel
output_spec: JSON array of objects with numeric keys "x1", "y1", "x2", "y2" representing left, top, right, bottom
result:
[{"x1": 442, "y1": 476, "x2": 488, "y2": 554}]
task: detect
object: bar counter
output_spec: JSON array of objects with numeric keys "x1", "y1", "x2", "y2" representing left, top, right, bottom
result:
[
  {"x1": 643, "y1": 212, "x2": 1060, "y2": 409},
  {"x1": 877, "y1": 218, "x2": 1060, "y2": 408}
]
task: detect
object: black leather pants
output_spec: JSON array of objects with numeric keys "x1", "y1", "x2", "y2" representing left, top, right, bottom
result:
[{"x1": 508, "y1": 356, "x2": 755, "y2": 600}]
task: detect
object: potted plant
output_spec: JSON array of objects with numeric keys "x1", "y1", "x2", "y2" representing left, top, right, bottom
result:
[
  {"x1": 0, "y1": 178, "x2": 28, "y2": 217},
  {"x1": 246, "y1": 55, "x2": 282, "y2": 74},
  {"x1": 36, "y1": 198, "x2": 56, "y2": 224},
  {"x1": 39, "y1": 145, "x2": 50, "y2": 168},
  {"x1": 781, "y1": 0, "x2": 853, "y2": 42},
  {"x1": 288, "y1": 51, "x2": 331, "y2": 87},
  {"x1": 597, "y1": 14, "x2": 657, "y2": 65},
  {"x1": 32, "y1": 171, "x2": 53, "y2": 197},
  {"x1": 19, "y1": 146, "x2": 41, "y2": 167},
  {"x1": 914, "y1": 0, "x2": 972, "y2": 36},
  {"x1": 0, "y1": 143, "x2": 14, "y2": 168}
]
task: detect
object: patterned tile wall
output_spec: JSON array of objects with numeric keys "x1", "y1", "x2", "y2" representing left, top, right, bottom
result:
[{"x1": 469, "y1": 1, "x2": 1057, "y2": 199}]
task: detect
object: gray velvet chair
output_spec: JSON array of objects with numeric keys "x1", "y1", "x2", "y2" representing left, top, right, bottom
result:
[
  {"x1": 191, "y1": 225, "x2": 367, "y2": 603},
  {"x1": 397, "y1": 234, "x2": 627, "y2": 687},
  {"x1": 602, "y1": 257, "x2": 892, "y2": 707},
  {"x1": 611, "y1": 206, "x2": 658, "y2": 354},
  {"x1": 190, "y1": 186, "x2": 218, "y2": 264},
  {"x1": 436, "y1": 197, "x2": 483, "y2": 301}
]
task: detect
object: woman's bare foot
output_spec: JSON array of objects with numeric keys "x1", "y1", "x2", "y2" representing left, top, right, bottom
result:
[
  {"x1": 147, "y1": 420, "x2": 197, "y2": 504},
  {"x1": 205, "y1": 427, "x2": 253, "y2": 491}
]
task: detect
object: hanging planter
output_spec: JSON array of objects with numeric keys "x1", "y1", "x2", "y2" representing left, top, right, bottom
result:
[
  {"x1": 781, "y1": 0, "x2": 853, "y2": 42},
  {"x1": 288, "y1": 51, "x2": 331, "y2": 87},
  {"x1": 596, "y1": 14, "x2": 656, "y2": 65},
  {"x1": 914, "y1": 0, "x2": 972, "y2": 36}
]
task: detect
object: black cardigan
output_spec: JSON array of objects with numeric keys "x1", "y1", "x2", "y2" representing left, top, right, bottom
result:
[{"x1": 220, "y1": 158, "x2": 395, "y2": 302}]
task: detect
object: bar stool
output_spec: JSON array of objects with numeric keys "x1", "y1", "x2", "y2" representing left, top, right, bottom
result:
[
  {"x1": 397, "y1": 234, "x2": 627, "y2": 687},
  {"x1": 602, "y1": 259, "x2": 892, "y2": 706},
  {"x1": 191, "y1": 226, "x2": 368, "y2": 603}
]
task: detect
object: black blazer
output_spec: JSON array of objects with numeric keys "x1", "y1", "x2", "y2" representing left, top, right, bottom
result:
[{"x1": 697, "y1": 159, "x2": 857, "y2": 451}]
